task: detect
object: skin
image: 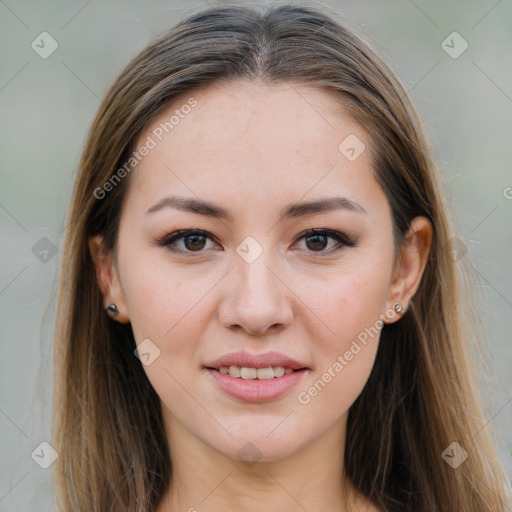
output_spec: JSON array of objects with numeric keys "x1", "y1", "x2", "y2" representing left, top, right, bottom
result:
[{"x1": 90, "y1": 79, "x2": 432, "y2": 512}]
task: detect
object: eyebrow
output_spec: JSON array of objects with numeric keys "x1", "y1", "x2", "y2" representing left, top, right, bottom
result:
[{"x1": 146, "y1": 195, "x2": 366, "y2": 222}]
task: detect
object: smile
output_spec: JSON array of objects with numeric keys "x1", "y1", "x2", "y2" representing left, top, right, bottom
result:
[{"x1": 203, "y1": 350, "x2": 310, "y2": 402}]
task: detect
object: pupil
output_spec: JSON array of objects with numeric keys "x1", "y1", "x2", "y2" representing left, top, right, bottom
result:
[{"x1": 307, "y1": 235, "x2": 327, "y2": 251}]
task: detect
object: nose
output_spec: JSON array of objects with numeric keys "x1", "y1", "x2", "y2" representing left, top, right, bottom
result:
[{"x1": 218, "y1": 252, "x2": 293, "y2": 336}]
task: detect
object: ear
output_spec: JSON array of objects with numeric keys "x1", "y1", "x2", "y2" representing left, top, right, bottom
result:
[
  {"x1": 384, "y1": 216, "x2": 432, "y2": 324},
  {"x1": 88, "y1": 235, "x2": 130, "y2": 324}
]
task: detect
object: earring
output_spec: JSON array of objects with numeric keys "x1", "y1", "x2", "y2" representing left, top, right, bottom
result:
[
  {"x1": 105, "y1": 303, "x2": 120, "y2": 317},
  {"x1": 394, "y1": 303, "x2": 404, "y2": 314}
]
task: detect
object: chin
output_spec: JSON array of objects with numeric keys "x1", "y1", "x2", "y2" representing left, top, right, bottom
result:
[
  {"x1": 198, "y1": 418, "x2": 314, "y2": 464},
  {"x1": 226, "y1": 436, "x2": 302, "y2": 464}
]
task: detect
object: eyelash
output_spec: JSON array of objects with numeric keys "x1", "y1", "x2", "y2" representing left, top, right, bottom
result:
[{"x1": 154, "y1": 228, "x2": 357, "y2": 257}]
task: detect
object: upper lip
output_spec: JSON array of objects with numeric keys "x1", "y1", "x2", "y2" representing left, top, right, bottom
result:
[{"x1": 204, "y1": 350, "x2": 308, "y2": 370}]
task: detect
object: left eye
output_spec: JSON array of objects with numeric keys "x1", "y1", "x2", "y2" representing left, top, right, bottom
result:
[
  {"x1": 155, "y1": 228, "x2": 355, "y2": 256},
  {"x1": 294, "y1": 228, "x2": 356, "y2": 254}
]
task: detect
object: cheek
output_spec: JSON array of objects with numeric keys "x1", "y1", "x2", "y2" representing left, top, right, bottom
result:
[
  {"x1": 293, "y1": 252, "x2": 392, "y2": 411},
  {"x1": 116, "y1": 251, "x2": 221, "y2": 411},
  {"x1": 119, "y1": 249, "x2": 209, "y2": 346},
  {"x1": 296, "y1": 341, "x2": 379, "y2": 422},
  {"x1": 309, "y1": 256, "x2": 392, "y2": 350},
  {"x1": 295, "y1": 283, "x2": 385, "y2": 418},
  {"x1": 118, "y1": 256, "x2": 212, "y2": 416}
]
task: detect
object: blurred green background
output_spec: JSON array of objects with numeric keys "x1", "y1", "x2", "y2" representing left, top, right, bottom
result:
[{"x1": 1, "y1": 1, "x2": 511, "y2": 510}]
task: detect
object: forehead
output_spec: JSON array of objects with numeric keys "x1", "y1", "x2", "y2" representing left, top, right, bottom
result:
[
  {"x1": 152, "y1": 79, "x2": 348, "y2": 148},
  {"x1": 127, "y1": 79, "x2": 378, "y2": 210}
]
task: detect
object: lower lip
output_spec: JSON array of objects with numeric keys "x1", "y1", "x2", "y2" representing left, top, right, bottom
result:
[{"x1": 205, "y1": 368, "x2": 308, "y2": 403}]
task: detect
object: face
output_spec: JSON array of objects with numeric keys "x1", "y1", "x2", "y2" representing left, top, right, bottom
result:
[{"x1": 97, "y1": 80, "x2": 409, "y2": 462}]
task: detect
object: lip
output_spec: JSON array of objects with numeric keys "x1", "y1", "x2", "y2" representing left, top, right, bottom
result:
[
  {"x1": 203, "y1": 350, "x2": 310, "y2": 403},
  {"x1": 205, "y1": 367, "x2": 309, "y2": 403},
  {"x1": 203, "y1": 350, "x2": 308, "y2": 371}
]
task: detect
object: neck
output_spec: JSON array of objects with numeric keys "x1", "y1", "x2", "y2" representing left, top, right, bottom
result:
[{"x1": 157, "y1": 411, "x2": 365, "y2": 512}]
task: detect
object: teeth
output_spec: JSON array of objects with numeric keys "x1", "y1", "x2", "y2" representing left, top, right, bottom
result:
[
  {"x1": 228, "y1": 365, "x2": 241, "y2": 378},
  {"x1": 274, "y1": 366, "x2": 285, "y2": 377},
  {"x1": 241, "y1": 367, "x2": 258, "y2": 379},
  {"x1": 257, "y1": 367, "x2": 274, "y2": 380},
  {"x1": 219, "y1": 365, "x2": 294, "y2": 379}
]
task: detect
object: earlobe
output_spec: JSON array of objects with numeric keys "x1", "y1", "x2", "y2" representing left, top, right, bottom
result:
[
  {"x1": 88, "y1": 235, "x2": 130, "y2": 324},
  {"x1": 384, "y1": 216, "x2": 433, "y2": 324}
]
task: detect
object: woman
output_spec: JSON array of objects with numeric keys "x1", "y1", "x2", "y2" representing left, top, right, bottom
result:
[{"x1": 53, "y1": 4, "x2": 511, "y2": 511}]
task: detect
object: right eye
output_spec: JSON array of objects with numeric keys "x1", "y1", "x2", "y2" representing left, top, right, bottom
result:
[{"x1": 155, "y1": 229, "x2": 220, "y2": 255}]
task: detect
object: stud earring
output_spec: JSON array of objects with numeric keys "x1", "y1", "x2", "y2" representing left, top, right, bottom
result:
[
  {"x1": 394, "y1": 303, "x2": 404, "y2": 313},
  {"x1": 105, "y1": 303, "x2": 120, "y2": 317}
]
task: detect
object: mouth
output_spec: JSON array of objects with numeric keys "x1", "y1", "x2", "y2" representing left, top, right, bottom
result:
[{"x1": 202, "y1": 351, "x2": 310, "y2": 402}]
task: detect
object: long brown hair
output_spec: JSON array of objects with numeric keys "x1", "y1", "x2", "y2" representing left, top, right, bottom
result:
[{"x1": 53, "y1": 4, "x2": 511, "y2": 511}]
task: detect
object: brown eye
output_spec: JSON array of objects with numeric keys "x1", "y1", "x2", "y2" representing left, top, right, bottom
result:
[
  {"x1": 156, "y1": 229, "x2": 218, "y2": 255},
  {"x1": 295, "y1": 229, "x2": 357, "y2": 255}
]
